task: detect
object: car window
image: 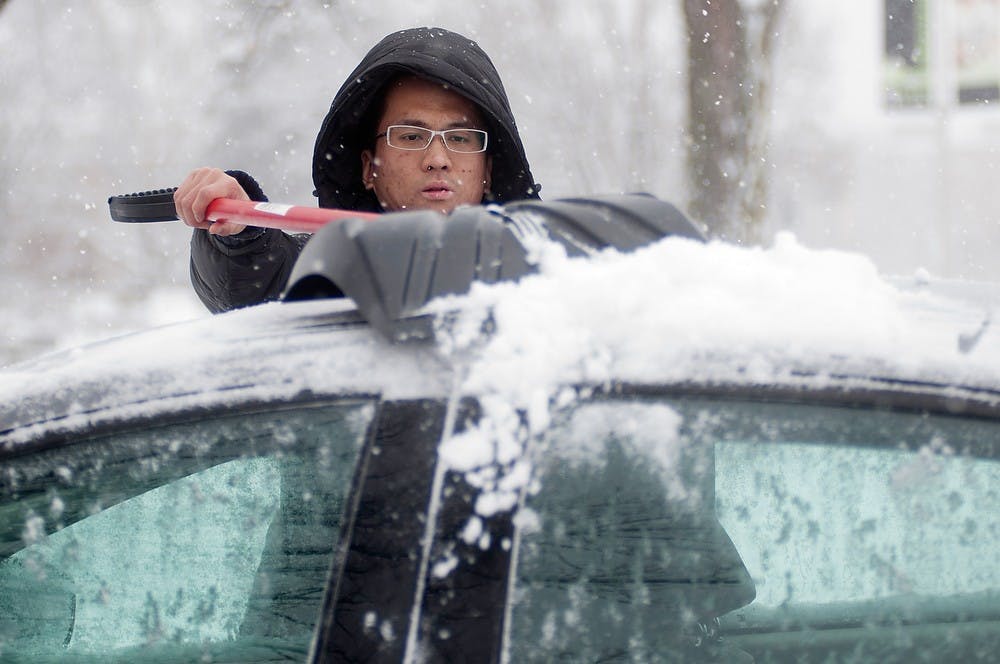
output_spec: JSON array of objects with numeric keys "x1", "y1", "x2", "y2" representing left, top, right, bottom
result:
[
  {"x1": 506, "y1": 397, "x2": 1000, "y2": 663},
  {"x1": 0, "y1": 401, "x2": 374, "y2": 663}
]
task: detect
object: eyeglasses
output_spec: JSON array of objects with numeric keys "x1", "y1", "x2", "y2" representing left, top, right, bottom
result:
[{"x1": 376, "y1": 125, "x2": 489, "y2": 154}]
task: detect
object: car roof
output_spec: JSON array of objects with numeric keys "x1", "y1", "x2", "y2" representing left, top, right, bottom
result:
[
  {"x1": 0, "y1": 299, "x2": 455, "y2": 449},
  {"x1": 1, "y1": 195, "x2": 999, "y2": 449}
]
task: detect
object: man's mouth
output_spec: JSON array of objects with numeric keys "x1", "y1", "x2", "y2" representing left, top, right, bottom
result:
[{"x1": 421, "y1": 182, "x2": 454, "y2": 200}]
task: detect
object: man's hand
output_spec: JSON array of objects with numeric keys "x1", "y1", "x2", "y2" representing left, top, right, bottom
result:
[{"x1": 174, "y1": 167, "x2": 250, "y2": 236}]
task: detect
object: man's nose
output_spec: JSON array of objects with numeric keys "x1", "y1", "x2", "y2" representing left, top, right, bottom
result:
[{"x1": 421, "y1": 135, "x2": 452, "y2": 170}]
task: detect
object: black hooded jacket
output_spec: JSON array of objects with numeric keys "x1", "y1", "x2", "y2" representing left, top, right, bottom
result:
[{"x1": 191, "y1": 27, "x2": 540, "y2": 313}]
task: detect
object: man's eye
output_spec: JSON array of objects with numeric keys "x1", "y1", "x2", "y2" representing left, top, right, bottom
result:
[
  {"x1": 447, "y1": 134, "x2": 471, "y2": 144},
  {"x1": 400, "y1": 133, "x2": 424, "y2": 142}
]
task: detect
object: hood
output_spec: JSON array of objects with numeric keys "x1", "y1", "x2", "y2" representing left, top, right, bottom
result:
[{"x1": 312, "y1": 27, "x2": 541, "y2": 211}]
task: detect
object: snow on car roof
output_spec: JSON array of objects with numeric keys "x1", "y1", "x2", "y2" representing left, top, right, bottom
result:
[
  {"x1": 0, "y1": 298, "x2": 452, "y2": 445},
  {"x1": 435, "y1": 230, "x2": 1000, "y2": 404}
]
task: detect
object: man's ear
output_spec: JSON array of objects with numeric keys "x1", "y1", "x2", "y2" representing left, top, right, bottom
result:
[{"x1": 361, "y1": 149, "x2": 376, "y2": 190}]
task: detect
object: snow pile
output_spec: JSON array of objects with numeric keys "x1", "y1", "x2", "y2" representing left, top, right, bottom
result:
[{"x1": 432, "y1": 232, "x2": 999, "y2": 522}]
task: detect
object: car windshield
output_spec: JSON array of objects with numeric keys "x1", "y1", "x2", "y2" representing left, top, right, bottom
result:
[
  {"x1": 0, "y1": 401, "x2": 373, "y2": 663},
  {"x1": 506, "y1": 396, "x2": 1000, "y2": 662}
]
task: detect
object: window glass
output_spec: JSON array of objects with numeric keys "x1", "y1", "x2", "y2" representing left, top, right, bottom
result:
[
  {"x1": 884, "y1": 0, "x2": 1000, "y2": 107},
  {"x1": 885, "y1": 0, "x2": 929, "y2": 107},
  {"x1": 507, "y1": 402, "x2": 754, "y2": 662},
  {"x1": 0, "y1": 401, "x2": 373, "y2": 662},
  {"x1": 955, "y1": 0, "x2": 1000, "y2": 104},
  {"x1": 717, "y1": 439, "x2": 1000, "y2": 607},
  {"x1": 507, "y1": 397, "x2": 1000, "y2": 662}
]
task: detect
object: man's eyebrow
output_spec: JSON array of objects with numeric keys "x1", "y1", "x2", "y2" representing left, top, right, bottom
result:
[{"x1": 395, "y1": 118, "x2": 480, "y2": 129}]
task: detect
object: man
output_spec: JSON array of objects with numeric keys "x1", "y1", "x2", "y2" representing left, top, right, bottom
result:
[{"x1": 175, "y1": 27, "x2": 540, "y2": 313}]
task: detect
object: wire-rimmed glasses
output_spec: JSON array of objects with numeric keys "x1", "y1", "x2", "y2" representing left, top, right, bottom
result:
[{"x1": 377, "y1": 125, "x2": 488, "y2": 153}]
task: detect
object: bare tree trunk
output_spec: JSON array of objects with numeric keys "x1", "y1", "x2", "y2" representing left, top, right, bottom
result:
[
  {"x1": 629, "y1": 0, "x2": 654, "y2": 193},
  {"x1": 744, "y1": 1, "x2": 784, "y2": 244},
  {"x1": 683, "y1": 0, "x2": 784, "y2": 244}
]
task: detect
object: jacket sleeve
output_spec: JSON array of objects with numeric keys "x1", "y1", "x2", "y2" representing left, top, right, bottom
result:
[{"x1": 189, "y1": 170, "x2": 311, "y2": 313}]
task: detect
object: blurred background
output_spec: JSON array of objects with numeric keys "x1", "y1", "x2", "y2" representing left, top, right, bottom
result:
[{"x1": 1, "y1": 0, "x2": 998, "y2": 366}]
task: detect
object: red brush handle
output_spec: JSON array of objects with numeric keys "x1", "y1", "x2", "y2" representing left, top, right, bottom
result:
[{"x1": 205, "y1": 199, "x2": 379, "y2": 232}]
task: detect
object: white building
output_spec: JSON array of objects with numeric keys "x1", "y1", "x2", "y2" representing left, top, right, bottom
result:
[{"x1": 767, "y1": 1, "x2": 1000, "y2": 281}]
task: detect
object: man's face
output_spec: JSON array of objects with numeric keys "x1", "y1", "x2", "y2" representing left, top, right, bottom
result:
[{"x1": 361, "y1": 77, "x2": 492, "y2": 214}]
